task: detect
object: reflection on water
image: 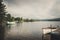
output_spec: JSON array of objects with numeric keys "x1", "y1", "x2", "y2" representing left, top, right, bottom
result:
[{"x1": 5, "y1": 21, "x2": 60, "y2": 40}]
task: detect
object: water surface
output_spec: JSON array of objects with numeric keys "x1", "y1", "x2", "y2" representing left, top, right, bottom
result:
[{"x1": 5, "y1": 21, "x2": 60, "y2": 40}]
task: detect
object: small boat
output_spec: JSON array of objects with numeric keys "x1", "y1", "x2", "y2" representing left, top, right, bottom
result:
[{"x1": 6, "y1": 21, "x2": 15, "y2": 25}]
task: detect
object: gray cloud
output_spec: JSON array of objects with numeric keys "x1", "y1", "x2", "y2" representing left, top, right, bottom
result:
[
  {"x1": 4, "y1": 0, "x2": 60, "y2": 19},
  {"x1": 4, "y1": 0, "x2": 41, "y2": 6},
  {"x1": 50, "y1": 0, "x2": 60, "y2": 18},
  {"x1": 4, "y1": 0, "x2": 15, "y2": 4},
  {"x1": 4, "y1": 0, "x2": 18, "y2": 6}
]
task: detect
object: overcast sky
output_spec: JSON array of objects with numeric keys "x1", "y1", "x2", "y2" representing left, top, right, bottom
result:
[{"x1": 4, "y1": 0, "x2": 60, "y2": 19}]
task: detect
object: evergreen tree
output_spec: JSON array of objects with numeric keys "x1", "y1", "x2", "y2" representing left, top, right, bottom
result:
[
  {"x1": 0, "y1": 0, "x2": 6, "y2": 23},
  {"x1": 0, "y1": 0, "x2": 6, "y2": 40}
]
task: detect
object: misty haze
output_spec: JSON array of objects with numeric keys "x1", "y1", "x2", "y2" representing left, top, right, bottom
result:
[{"x1": 0, "y1": 0, "x2": 60, "y2": 40}]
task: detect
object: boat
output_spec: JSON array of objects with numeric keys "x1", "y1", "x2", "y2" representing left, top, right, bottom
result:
[{"x1": 6, "y1": 21, "x2": 15, "y2": 25}]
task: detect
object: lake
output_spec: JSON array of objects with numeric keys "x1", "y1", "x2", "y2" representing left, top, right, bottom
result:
[{"x1": 5, "y1": 21, "x2": 60, "y2": 40}]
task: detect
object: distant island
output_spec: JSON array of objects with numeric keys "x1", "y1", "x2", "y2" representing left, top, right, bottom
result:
[{"x1": 40, "y1": 18, "x2": 60, "y2": 21}]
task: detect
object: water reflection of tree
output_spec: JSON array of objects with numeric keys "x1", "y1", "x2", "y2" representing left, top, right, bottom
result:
[
  {"x1": 6, "y1": 25, "x2": 11, "y2": 30},
  {"x1": 16, "y1": 23, "x2": 23, "y2": 27}
]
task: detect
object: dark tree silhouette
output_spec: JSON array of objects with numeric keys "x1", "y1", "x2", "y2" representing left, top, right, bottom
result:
[
  {"x1": 15, "y1": 17, "x2": 21, "y2": 21},
  {"x1": 6, "y1": 14, "x2": 11, "y2": 21},
  {"x1": 0, "y1": 0, "x2": 6, "y2": 40}
]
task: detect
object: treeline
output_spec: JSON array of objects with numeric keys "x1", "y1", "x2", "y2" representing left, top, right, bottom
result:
[
  {"x1": 5, "y1": 14, "x2": 22, "y2": 22},
  {"x1": 40, "y1": 18, "x2": 60, "y2": 21},
  {"x1": 5, "y1": 13, "x2": 37, "y2": 22}
]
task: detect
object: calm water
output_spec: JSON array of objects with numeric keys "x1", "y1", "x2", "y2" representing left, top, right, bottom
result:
[{"x1": 5, "y1": 21, "x2": 60, "y2": 40}]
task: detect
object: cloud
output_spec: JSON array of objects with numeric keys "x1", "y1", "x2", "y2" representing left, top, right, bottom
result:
[
  {"x1": 4, "y1": 0, "x2": 58, "y2": 19},
  {"x1": 50, "y1": 0, "x2": 60, "y2": 18}
]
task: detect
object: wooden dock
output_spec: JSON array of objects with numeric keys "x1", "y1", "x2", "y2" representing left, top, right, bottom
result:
[
  {"x1": 42, "y1": 27, "x2": 57, "y2": 34},
  {"x1": 42, "y1": 26, "x2": 59, "y2": 40}
]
